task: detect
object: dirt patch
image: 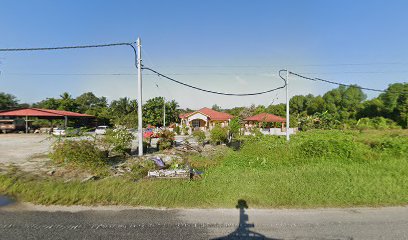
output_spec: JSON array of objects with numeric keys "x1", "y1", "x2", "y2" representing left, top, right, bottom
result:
[{"x1": 0, "y1": 134, "x2": 53, "y2": 172}]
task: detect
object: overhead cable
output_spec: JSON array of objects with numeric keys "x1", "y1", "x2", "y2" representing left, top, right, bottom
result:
[
  {"x1": 142, "y1": 66, "x2": 287, "y2": 96},
  {"x1": 288, "y1": 70, "x2": 408, "y2": 94},
  {"x1": 0, "y1": 42, "x2": 138, "y2": 68}
]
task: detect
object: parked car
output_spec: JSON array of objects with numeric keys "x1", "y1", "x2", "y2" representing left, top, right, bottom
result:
[
  {"x1": 52, "y1": 127, "x2": 66, "y2": 136},
  {"x1": 52, "y1": 127, "x2": 80, "y2": 136},
  {"x1": 95, "y1": 126, "x2": 108, "y2": 135}
]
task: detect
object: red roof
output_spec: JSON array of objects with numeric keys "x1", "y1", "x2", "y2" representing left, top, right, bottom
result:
[
  {"x1": 179, "y1": 112, "x2": 190, "y2": 119},
  {"x1": 244, "y1": 113, "x2": 286, "y2": 123},
  {"x1": 0, "y1": 108, "x2": 93, "y2": 118},
  {"x1": 179, "y1": 107, "x2": 233, "y2": 121}
]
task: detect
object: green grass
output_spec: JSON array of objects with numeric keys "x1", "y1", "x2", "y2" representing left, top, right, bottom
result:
[{"x1": 1, "y1": 130, "x2": 408, "y2": 208}]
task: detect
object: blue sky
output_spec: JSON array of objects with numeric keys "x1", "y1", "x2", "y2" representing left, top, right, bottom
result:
[{"x1": 1, "y1": 0, "x2": 408, "y2": 108}]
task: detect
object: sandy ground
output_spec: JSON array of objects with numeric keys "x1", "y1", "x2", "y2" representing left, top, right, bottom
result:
[
  {"x1": 0, "y1": 133, "x2": 192, "y2": 173},
  {"x1": 0, "y1": 134, "x2": 53, "y2": 172}
]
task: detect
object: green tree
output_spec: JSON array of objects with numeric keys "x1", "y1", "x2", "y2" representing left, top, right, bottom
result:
[
  {"x1": 33, "y1": 97, "x2": 60, "y2": 109},
  {"x1": 290, "y1": 95, "x2": 308, "y2": 115},
  {"x1": 165, "y1": 99, "x2": 180, "y2": 124},
  {"x1": 76, "y1": 92, "x2": 109, "y2": 125},
  {"x1": 143, "y1": 97, "x2": 180, "y2": 127},
  {"x1": 357, "y1": 98, "x2": 384, "y2": 119},
  {"x1": 0, "y1": 92, "x2": 18, "y2": 110},
  {"x1": 379, "y1": 83, "x2": 408, "y2": 128},
  {"x1": 58, "y1": 92, "x2": 79, "y2": 112},
  {"x1": 76, "y1": 92, "x2": 107, "y2": 113},
  {"x1": 212, "y1": 104, "x2": 222, "y2": 111},
  {"x1": 266, "y1": 103, "x2": 286, "y2": 116},
  {"x1": 228, "y1": 117, "x2": 241, "y2": 140},
  {"x1": 109, "y1": 97, "x2": 138, "y2": 127}
]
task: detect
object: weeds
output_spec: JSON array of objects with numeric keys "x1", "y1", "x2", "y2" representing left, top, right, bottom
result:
[
  {"x1": 49, "y1": 140, "x2": 109, "y2": 175},
  {"x1": 2, "y1": 130, "x2": 408, "y2": 208}
]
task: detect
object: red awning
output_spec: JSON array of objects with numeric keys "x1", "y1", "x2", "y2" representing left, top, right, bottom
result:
[{"x1": 0, "y1": 108, "x2": 94, "y2": 118}]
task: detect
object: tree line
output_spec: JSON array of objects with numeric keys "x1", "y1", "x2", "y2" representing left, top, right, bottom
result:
[{"x1": 0, "y1": 81, "x2": 407, "y2": 129}]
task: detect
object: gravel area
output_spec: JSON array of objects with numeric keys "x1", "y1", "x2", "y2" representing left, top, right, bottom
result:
[{"x1": 0, "y1": 134, "x2": 53, "y2": 172}]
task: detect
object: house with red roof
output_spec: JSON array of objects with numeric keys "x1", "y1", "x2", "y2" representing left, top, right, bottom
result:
[
  {"x1": 243, "y1": 112, "x2": 297, "y2": 136},
  {"x1": 179, "y1": 107, "x2": 233, "y2": 131},
  {"x1": 244, "y1": 113, "x2": 286, "y2": 128}
]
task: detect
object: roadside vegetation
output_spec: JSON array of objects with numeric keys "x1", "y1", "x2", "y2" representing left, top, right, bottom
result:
[{"x1": 1, "y1": 129, "x2": 407, "y2": 208}]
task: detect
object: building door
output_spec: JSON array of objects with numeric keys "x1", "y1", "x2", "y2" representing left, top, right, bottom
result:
[{"x1": 192, "y1": 119, "x2": 201, "y2": 128}]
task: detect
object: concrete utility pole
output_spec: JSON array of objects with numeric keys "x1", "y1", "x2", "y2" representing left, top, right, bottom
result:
[
  {"x1": 163, "y1": 97, "x2": 166, "y2": 128},
  {"x1": 286, "y1": 70, "x2": 290, "y2": 141},
  {"x1": 137, "y1": 38, "x2": 143, "y2": 156}
]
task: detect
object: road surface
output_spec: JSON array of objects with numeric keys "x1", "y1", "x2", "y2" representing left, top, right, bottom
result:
[{"x1": 1, "y1": 197, "x2": 408, "y2": 239}]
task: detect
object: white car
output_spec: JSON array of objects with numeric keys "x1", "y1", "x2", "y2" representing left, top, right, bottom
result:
[
  {"x1": 95, "y1": 126, "x2": 108, "y2": 135},
  {"x1": 52, "y1": 128, "x2": 66, "y2": 136}
]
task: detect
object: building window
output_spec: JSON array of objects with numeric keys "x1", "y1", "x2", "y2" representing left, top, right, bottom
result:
[{"x1": 192, "y1": 119, "x2": 200, "y2": 128}]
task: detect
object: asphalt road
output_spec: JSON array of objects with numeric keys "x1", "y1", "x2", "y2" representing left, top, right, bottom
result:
[{"x1": 1, "y1": 198, "x2": 408, "y2": 240}]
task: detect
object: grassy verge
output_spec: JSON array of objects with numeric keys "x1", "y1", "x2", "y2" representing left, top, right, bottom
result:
[{"x1": 1, "y1": 130, "x2": 408, "y2": 208}]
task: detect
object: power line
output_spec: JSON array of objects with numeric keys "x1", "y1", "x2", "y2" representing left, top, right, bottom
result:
[
  {"x1": 0, "y1": 42, "x2": 138, "y2": 69},
  {"x1": 0, "y1": 72, "x2": 279, "y2": 76},
  {"x1": 288, "y1": 70, "x2": 408, "y2": 94},
  {"x1": 150, "y1": 62, "x2": 405, "y2": 68},
  {"x1": 142, "y1": 66, "x2": 287, "y2": 96},
  {"x1": 0, "y1": 42, "x2": 135, "y2": 52}
]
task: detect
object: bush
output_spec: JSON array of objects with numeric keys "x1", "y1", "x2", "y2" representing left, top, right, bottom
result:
[
  {"x1": 182, "y1": 125, "x2": 189, "y2": 135},
  {"x1": 175, "y1": 126, "x2": 181, "y2": 135},
  {"x1": 157, "y1": 130, "x2": 175, "y2": 150},
  {"x1": 228, "y1": 118, "x2": 241, "y2": 139},
  {"x1": 102, "y1": 127, "x2": 135, "y2": 155},
  {"x1": 50, "y1": 140, "x2": 107, "y2": 172},
  {"x1": 356, "y1": 117, "x2": 401, "y2": 130},
  {"x1": 210, "y1": 124, "x2": 228, "y2": 145},
  {"x1": 129, "y1": 160, "x2": 157, "y2": 179},
  {"x1": 193, "y1": 130, "x2": 206, "y2": 145}
]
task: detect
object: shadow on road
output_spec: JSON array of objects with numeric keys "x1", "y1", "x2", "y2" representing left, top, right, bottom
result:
[{"x1": 212, "y1": 199, "x2": 280, "y2": 240}]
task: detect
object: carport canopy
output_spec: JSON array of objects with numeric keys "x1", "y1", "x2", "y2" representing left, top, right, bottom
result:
[{"x1": 0, "y1": 108, "x2": 94, "y2": 133}]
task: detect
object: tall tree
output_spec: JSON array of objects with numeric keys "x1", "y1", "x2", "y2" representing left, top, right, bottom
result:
[
  {"x1": 76, "y1": 92, "x2": 107, "y2": 113},
  {"x1": 58, "y1": 92, "x2": 78, "y2": 112},
  {"x1": 211, "y1": 104, "x2": 221, "y2": 111},
  {"x1": 0, "y1": 92, "x2": 18, "y2": 110},
  {"x1": 378, "y1": 83, "x2": 408, "y2": 128},
  {"x1": 33, "y1": 98, "x2": 60, "y2": 109},
  {"x1": 143, "y1": 97, "x2": 180, "y2": 126}
]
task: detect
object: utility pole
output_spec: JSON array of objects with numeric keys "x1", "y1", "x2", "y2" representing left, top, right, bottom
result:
[
  {"x1": 163, "y1": 97, "x2": 166, "y2": 128},
  {"x1": 286, "y1": 70, "x2": 290, "y2": 141},
  {"x1": 137, "y1": 38, "x2": 143, "y2": 156}
]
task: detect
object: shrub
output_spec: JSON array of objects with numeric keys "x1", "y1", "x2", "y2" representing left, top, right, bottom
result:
[
  {"x1": 129, "y1": 160, "x2": 157, "y2": 179},
  {"x1": 102, "y1": 127, "x2": 135, "y2": 155},
  {"x1": 367, "y1": 136, "x2": 408, "y2": 156},
  {"x1": 228, "y1": 118, "x2": 241, "y2": 139},
  {"x1": 192, "y1": 130, "x2": 206, "y2": 145},
  {"x1": 50, "y1": 140, "x2": 107, "y2": 172},
  {"x1": 157, "y1": 130, "x2": 175, "y2": 150},
  {"x1": 175, "y1": 126, "x2": 181, "y2": 135},
  {"x1": 356, "y1": 117, "x2": 401, "y2": 130},
  {"x1": 182, "y1": 125, "x2": 189, "y2": 135},
  {"x1": 210, "y1": 124, "x2": 228, "y2": 145}
]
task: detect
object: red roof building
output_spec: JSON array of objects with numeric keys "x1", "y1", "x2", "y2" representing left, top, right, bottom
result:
[
  {"x1": 0, "y1": 108, "x2": 94, "y2": 133},
  {"x1": 0, "y1": 108, "x2": 93, "y2": 118},
  {"x1": 179, "y1": 107, "x2": 233, "y2": 130},
  {"x1": 244, "y1": 113, "x2": 286, "y2": 123},
  {"x1": 180, "y1": 107, "x2": 233, "y2": 121}
]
